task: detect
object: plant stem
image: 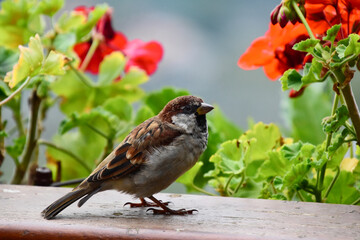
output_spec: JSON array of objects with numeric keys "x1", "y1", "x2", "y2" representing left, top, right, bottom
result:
[
  {"x1": 11, "y1": 90, "x2": 41, "y2": 184},
  {"x1": 12, "y1": 98, "x2": 25, "y2": 137},
  {"x1": 69, "y1": 63, "x2": 93, "y2": 88},
  {"x1": 79, "y1": 38, "x2": 100, "y2": 72},
  {"x1": 232, "y1": 172, "x2": 245, "y2": 197},
  {"x1": 224, "y1": 173, "x2": 234, "y2": 196},
  {"x1": 85, "y1": 123, "x2": 111, "y2": 140},
  {"x1": 0, "y1": 76, "x2": 31, "y2": 107},
  {"x1": 38, "y1": 139, "x2": 92, "y2": 173},
  {"x1": 352, "y1": 197, "x2": 360, "y2": 205},
  {"x1": 292, "y1": 1, "x2": 315, "y2": 40},
  {"x1": 192, "y1": 184, "x2": 217, "y2": 196},
  {"x1": 296, "y1": 190, "x2": 305, "y2": 202},
  {"x1": 318, "y1": 93, "x2": 339, "y2": 193},
  {"x1": 324, "y1": 166, "x2": 340, "y2": 200},
  {"x1": 331, "y1": 69, "x2": 360, "y2": 145},
  {"x1": 341, "y1": 84, "x2": 360, "y2": 146}
]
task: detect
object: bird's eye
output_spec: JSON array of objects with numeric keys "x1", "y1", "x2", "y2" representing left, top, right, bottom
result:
[{"x1": 182, "y1": 105, "x2": 193, "y2": 113}]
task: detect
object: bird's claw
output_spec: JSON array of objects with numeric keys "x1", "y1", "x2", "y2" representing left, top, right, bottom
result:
[
  {"x1": 124, "y1": 200, "x2": 171, "y2": 208},
  {"x1": 146, "y1": 207, "x2": 198, "y2": 215}
]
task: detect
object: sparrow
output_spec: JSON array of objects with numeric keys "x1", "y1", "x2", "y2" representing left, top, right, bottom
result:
[{"x1": 42, "y1": 95, "x2": 214, "y2": 219}]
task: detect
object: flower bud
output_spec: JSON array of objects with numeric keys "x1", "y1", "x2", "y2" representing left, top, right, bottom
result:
[
  {"x1": 271, "y1": 4, "x2": 282, "y2": 25},
  {"x1": 289, "y1": 87, "x2": 305, "y2": 98},
  {"x1": 278, "y1": 7, "x2": 289, "y2": 28}
]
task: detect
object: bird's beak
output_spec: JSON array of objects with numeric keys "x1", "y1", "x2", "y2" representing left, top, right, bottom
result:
[{"x1": 197, "y1": 103, "x2": 214, "y2": 115}]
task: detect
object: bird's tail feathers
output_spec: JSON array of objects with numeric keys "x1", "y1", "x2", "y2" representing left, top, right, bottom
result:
[{"x1": 41, "y1": 186, "x2": 99, "y2": 220}]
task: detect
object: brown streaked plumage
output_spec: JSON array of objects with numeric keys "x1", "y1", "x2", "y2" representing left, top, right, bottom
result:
[{"x1": 42, "y1": 95, "x2": 213, "y2": 219}]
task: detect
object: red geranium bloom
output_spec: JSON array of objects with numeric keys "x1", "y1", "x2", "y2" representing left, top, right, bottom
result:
[
  {"x1": 73, "y1": 6, "x2": 163, "y2": 75},
  {"x1": 73, "y1": 6, "x2": 127, "y2": 74},
  {"x1": 238, "y1": 0, "x2": 360, "y2": 87},
  {"x1": 238, "y1": 23, "x2": 308, "y2": 80},
  {"x1": 306, "y1": 0, "x2": 360, "y2": 38},
  {"x1": 123, "y1": 39, "x2": 164, "y2": 75}
]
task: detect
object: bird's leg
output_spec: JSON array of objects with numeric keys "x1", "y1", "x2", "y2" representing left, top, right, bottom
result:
[
  {"x1": 146, "y1": 195, "x2": 198, "y2": 215},
  {"x1": 124, "y1": 197, "x2": 171, "y2": 208}
]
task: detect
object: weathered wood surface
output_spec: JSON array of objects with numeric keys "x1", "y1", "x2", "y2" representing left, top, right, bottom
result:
[{"x1": 0, "y1": 184, "x2": 359, "y2": 240}]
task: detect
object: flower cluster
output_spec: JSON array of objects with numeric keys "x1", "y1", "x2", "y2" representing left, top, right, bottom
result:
[
  {"x1": 238, "y1": 0, "x2": 360, "y2": 97},
  {"x1": 73, "y1": 6, "x2": 163, "y2": 76},
  {"x1": 271, "y1": 0, "x2": 306, "y2": 27}
]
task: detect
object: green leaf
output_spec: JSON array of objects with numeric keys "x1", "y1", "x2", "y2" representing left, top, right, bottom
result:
[
  {"x1": 258, "y1": 151, "x2": 289, "y2": 180},
  {"x1": 4, "y1": 34, "x2": 44, "y2": 88},
  {"x1": 144, "y1": 87, "x2": 190, "y2": 114},
  {"x1": 52, "y1": 65, "x2": 147, "y2": 115},
  {"x1": 281, "y1": 141, "x2": 303, "y2": 161},
  {"x1": 207, "y1": 139, "x2": 246, "y2": 176},
  {"x1": 47, "y1": 127, "x2": 106, "y2": 181},
  {"x1": 59, "y1": 107, "x2": 122, "y2": 137},
  {"x1": 280, "y1": 69, "x2": 303, "y2": 91},
  {"x1": 301, "y1": 59, "x2": 324, "y2": 84},
  {"x1": 323, "y1": 24, "x2": 341, "y2": 45},
  {"x1": 283, "y1": 159, "x2": 312, "y2": 189},
  {"x1": 50, "y1": 70, "x2": 92, "y2": 114},
  {"x1": 195, "y1": 107, "x2": 243, "y2": 188},
  {"x1": 293, "y1": 39, "x2": 320, "y2": 53},
  {"x1": 119, "y1": 67, "x2": 149, "y2": 86},
  {"x1": 41, "y1": 50, "x2": 67, "y2": 76},
  {"x1": 324, "y1": 170, "x2": 360, "y2": 204},
  {"x1": 99, "y1": 52, "x2": 126, "y2": 85},
  {"x1": 103, "y1": 96, "x2": 132, "y2": 122},
  {"x1": 239, "y1": 122, "x2": 282, "y2": 165},
  {"x1": 344, "y1": 34, "x2": 360, "y2": 57},
  {"x1": 335, "y1": 44, "x2": 347, "y2": 59}
]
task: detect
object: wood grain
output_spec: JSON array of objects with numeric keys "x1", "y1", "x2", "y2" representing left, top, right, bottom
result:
[{"x1": 0, "y1": 184, "x2": 359, "y2": 240}]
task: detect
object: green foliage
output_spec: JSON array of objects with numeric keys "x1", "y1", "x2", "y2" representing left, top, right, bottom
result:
[
  {"x1": 4, "y1": 35, "x2": 66, "y2": 88},
  {"x1": 293, "y1": 39, "x2": 320, "y2": 53},
  {"x1": 51, "y1": 56, "x2": 148, "y2": 115},
  {"x1": 200, "y1": 122, "x2": 360, "y2": 203}
]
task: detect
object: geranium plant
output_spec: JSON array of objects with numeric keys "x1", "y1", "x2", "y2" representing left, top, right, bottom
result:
[{"x1": 195, "y1": 0, "x2": 360, "y2": 204}]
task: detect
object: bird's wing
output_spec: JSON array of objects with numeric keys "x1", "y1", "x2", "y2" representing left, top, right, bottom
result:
[{"x1": 87, "y1": 117, "x2": 183, "y2": 182}]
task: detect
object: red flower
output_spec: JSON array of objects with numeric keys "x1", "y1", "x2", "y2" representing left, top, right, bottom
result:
[
  {"x1": 73, "y1": 6, "x2": 163, "y2": 75},
  {"x1": 306, "y1": 0, "x2": 360, "y2": 38},
  {"x1": 238, "y1": 23, "x2": 308, "y2": 80},
  {"x1": 123, "y1": 39, "x2": 163, "y2": 75},
  {"x1": 238, "y1": 0, "x2": 360, "y2": 82}
]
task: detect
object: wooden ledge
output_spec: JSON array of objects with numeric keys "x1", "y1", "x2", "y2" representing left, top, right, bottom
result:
[{"x1": 0, "y1": 184, "x2": 359, "y2": 240}]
